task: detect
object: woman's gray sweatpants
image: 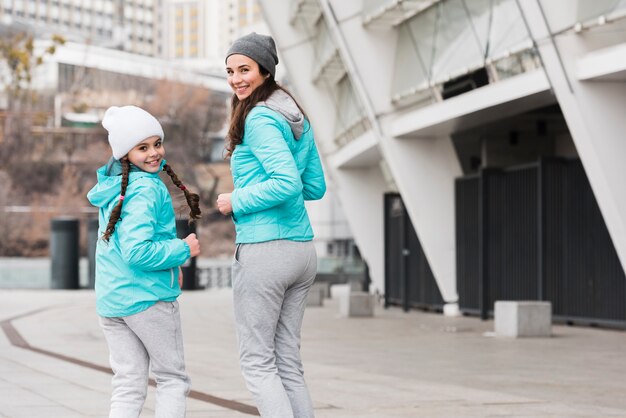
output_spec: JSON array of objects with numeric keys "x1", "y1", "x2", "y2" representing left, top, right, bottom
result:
[
  {"x1": 232, "y1": 240, "x2": 317, "y2": 418},
  {"x1": 99, "y1": 301, "x2": 191, "y2": 418}
]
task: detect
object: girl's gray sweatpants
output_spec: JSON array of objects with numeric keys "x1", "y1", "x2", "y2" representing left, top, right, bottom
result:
[
  {"x1": 232, "y1": 239, "x2": 317, "y2": 418},
  {"x1": 100, "y1": 300, "x2": 190, "y2": 418}
]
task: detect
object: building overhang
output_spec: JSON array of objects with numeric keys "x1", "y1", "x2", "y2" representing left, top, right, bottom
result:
[
  {"x1": 577, "y1": 42, "x2": 626, "y2": 82},
  {"x1": 391, "y1": 69, "x2": 554, "y2": 139},
  {"x1": 36, "y1": 41, "x2": 231, "y2": 94},
  {"x1": 328, "y1": 129, "x2": 380, "y2": 169}
]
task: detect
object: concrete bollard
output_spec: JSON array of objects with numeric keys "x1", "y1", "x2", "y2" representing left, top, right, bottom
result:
[
  {"x1": 495, "y1": 301, "x2": 552, "y2": 337},
  {"x1": 311, "y1": 280, "x2": 331, "y2": 298},
  {"x1": 306, "y1": 283, "x2": 325, "y2": 307},
  {"x1": 176, "y1": 219, "x2": 197, "y2": 290},
  {"x1": 50, "y1": 217, "x2": 80, "y2": 289},
  {"x1": 340, "y1": 291, "x2": 375, "y2": 317}
]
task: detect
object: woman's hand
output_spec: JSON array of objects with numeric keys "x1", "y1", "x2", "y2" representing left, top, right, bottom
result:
[
  {"x1": 217, "y1": 193, "x2": 233, "y2": 215},
  {"x1": 183, "y1": 233, "x2": 200, "y2": 257},
  {"x1": 178, "y1": 266, "x2": 183, "y2": 288}
]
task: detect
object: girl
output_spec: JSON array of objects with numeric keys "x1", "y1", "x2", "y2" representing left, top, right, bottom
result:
[
  {"x1": 87, "y1": 105, "x2": 201, "y2": 418},
  {"x1": 217, "y1": 33, "x2": 326, "y2": 418}
]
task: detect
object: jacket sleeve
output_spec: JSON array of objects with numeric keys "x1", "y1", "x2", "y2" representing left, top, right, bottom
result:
[
  {"x1": 231, "y1": 112, "x2": 303, "y2": 217},
  {"x1": 301, "y1": 135, "x2": 326, "y2": 201},
  {"x1": 118, "y1": 180, "x2": 190, "y2": 271}
]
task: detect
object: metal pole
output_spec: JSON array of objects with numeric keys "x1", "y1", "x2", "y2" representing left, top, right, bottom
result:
[
  {"x1": 87, "y1": 217, "x2": 99, "y2": 289},
  {"x1": 479, "y1": 170, "x2": 489, "y2": 320},
  {"x1": 50, "y1": 217, "x2": 80, "y2": 289},
  {"x1": 176, "y1": 219, "x2": 197, "y2": 290}
]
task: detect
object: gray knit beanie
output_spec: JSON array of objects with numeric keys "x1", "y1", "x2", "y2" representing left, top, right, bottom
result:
[{"x1": 225, "y1": 32, "x2": 279, "y2": 78}]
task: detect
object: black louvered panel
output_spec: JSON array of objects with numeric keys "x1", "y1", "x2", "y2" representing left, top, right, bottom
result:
[
  {"x1": 384, "y1": 194, "x2": 405, "y2": 306},
  {"x1": 455, "y1": 158, "x2": 625, "y2": 327},
  {"x1": 455, "y1": 176, "x2": 480, "y2": 312},
  {"x1": 385, "y1": 193, "x2": 442, "y2": 311},
  {"x1": 543, "y1": 160, "x2": 626, "y2": 324},
  {"x1": 406, "y1": 217, "x2": 444, "y2": 308}
]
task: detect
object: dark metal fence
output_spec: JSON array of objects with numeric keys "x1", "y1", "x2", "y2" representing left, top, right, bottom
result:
[
  {"x1": 384, "y1": 193, "x2": 444, "y2": 311},
  {"x1": 456, "y1": 158, "x2": 626, "y2": 328}
]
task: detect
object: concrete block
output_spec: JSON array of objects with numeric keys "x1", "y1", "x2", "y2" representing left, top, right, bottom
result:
[
  {"x1": 312, "y1": 281, "x2": 331, "y2": 298},
  {"x1": 340, "y1": 291, "x2": 375, "y2": 317},
  {"x1": 495, "y1": 301, "x2": 552, "y2": 338},
  {"x1": 330, "y1": 284, "x2": 350, "y2": 300},
  {"x1": 306, "y1": 284, "x2": 325, "y2": 307},
  {"x1": 347, "y1": 276, "x2": 363, "y2": 291}
]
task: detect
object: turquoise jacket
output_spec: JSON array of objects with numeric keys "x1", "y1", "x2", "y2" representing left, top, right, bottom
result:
[
  {"x1": 231, "y1": 101, "x2": 326, "y2": 244},
  {"x1": 87, "y1": 159, "x2": 190, "y2": 317}
]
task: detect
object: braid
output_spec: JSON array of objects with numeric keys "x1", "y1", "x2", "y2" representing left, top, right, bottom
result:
[
  {"x1": 102, "y1": 159, "x2": 130, "y2": 242},
  {"x1": 163, "y1": 164, "x2": 202, "y2": 222}
]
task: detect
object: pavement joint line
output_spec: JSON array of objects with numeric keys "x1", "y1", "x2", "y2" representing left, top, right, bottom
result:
[{"x1": 0, "y1": 306, "x2": 260, "y2": 416}]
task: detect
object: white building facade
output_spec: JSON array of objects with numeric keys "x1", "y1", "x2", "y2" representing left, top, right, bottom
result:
[
  {"x1": 161, "y1": 0, "x2": 260, "y2": 70},
  {"x1": 0, "y1": 0, "x2": 265, "y2": 72},
  {"x1": 1, "y1": 0, "x2": 161, "y2": 56},
  {"x1": 257, "y1": 0, "x2": 626, "y2": 324}
]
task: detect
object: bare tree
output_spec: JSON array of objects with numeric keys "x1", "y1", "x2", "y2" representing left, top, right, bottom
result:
[
  {"x1": 146, "y1": 79, "x2": 228, "y2": 209},
  {"x1": 0, "y1": 32, "x2": 65, "y2": 161}
]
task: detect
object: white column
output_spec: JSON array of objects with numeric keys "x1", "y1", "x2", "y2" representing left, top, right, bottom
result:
[
  {"x1": 330, "y1": 166, "x2": 387, "y2": 294},
  {"x1": 518, "y1": 0, "x2": 626, "y2": 274},
  {"x1": 323, "y1": 0, "x2": 462, "y2": 306},
  {"x1": 258, "y1": 0, "x2": 387, "y2": 291},
  {"x1": 379, "y1": 133, "x2": 462, "y2": 305}
]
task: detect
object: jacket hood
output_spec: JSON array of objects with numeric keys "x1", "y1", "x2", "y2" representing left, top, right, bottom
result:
[
  {"x1": 257, "y1": 89, "x2": 305, "y2": 140},
  {"x1": 87, "y1": 158, "x2": 166, "y2": 208}
]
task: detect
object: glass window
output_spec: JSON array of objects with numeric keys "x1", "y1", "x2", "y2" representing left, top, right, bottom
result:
[
  {"x1": 334, "y1": 75, "x2": 367, "y2": 141},
  {"x1": 391, "y1": 24, "x2": 430, "y2": 97},
  {"x1": 362, "y1": 0, "x2": 391, "y2": 16},
  {"x1": 486, "y1": 0, "x2": 532, "y2": 60},
  {"x1": 104, "y1": 0, "x2": 113, "y2": 14},
  {"x1": 392, "y1": 0, "x2": 533, "y2": 101},
  {"x1": 540, "y1": 0, "x2": 626, "y2": 33},
  {"x1": 312, "y1": 19, "x2": 338, "y2": 72}
]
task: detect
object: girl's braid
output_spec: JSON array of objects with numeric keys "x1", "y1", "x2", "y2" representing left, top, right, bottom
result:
[
  {"x1": 102, "y1": 158, "x2": 130, "y2": 242},
  {"x1": 163, "y1": 164, "x2": 202, "y2": 221}
]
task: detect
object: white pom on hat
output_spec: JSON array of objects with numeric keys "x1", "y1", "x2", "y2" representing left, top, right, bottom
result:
[{"x1": 102, "y1": 105, "x2": 164, "y2": 160}]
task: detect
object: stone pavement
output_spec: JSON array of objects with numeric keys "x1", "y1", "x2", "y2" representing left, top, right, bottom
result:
[{"x1": 1, "y1": 288, "x2": 626, "y2": 417}]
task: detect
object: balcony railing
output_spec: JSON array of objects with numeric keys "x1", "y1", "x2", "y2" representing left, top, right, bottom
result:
[
  {"x1": 362, "y1": 0, "x2": 441, "y2": 28},
  {"x1": 289, "y1": 0, "x2": 322, "y2": 30}
]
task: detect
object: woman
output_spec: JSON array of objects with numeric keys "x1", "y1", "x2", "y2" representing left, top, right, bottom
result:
[{"x1": 217, "y1": 32, "x2": 326, "y2": 418}]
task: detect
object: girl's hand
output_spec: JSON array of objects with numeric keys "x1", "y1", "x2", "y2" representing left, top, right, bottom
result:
[
  {"x1": 217, "y1": 193, "x2": 233, "y2": 215},
  {"x1": 183, "y1": 233, "x2": 200, "y2": 257},
  {"x1": 178, "y1": 266, "x2": 183, "y2": 288}
]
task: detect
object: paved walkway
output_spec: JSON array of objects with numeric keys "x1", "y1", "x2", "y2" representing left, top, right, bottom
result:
[{"x1": 1, "y1": 289, "x2": 626, "y2": 417}]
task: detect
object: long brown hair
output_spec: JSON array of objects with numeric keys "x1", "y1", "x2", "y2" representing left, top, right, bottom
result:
[
  {"x1": 102, "y1": 161, "x2": 201, "y2": 242},
  {"x1": 225, "y1": 65, "x2": 306, "y2": 157}
]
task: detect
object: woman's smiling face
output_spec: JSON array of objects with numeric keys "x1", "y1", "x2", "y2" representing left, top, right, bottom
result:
[{"x1": 226, "y1": 54, "x2": 267, "y2": 100}]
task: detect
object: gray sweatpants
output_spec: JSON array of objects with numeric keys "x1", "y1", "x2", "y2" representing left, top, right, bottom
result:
[
  {"x1": 232, "y1": 240, "x2": 317, "y2": 418},
  {"x1": 100, "y1": 301, "x2": 191, "y2": 418}
]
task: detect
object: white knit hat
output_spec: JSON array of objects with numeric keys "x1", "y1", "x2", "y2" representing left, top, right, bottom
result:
[{"x1": 102, "y1": 105, "x2": 164, "y2": 160}]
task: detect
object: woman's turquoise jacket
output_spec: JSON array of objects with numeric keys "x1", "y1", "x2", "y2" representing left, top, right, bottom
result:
[
  {"x1": 87, "y1": 160, "x2": 190, "y2": 317},
  {"x1": 231, "y1": 104, "x2": 326, "y2": 244}
]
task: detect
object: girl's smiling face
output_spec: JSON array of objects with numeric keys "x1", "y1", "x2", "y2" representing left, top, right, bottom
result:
[
  {"x1": 126, "y1": 135, "x2": 165, "y2": 173},
  {"x1": 226, "y1": 54, "x2": 267, "y2": 100}
]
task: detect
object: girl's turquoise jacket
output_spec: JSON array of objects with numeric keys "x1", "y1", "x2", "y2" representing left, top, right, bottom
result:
[
  {"x1": 231, "y1": 105, "x2": 326, "y2": 244},
  {"x1": 87, "y1": 160, "x2": 190, "y2": 317}
]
